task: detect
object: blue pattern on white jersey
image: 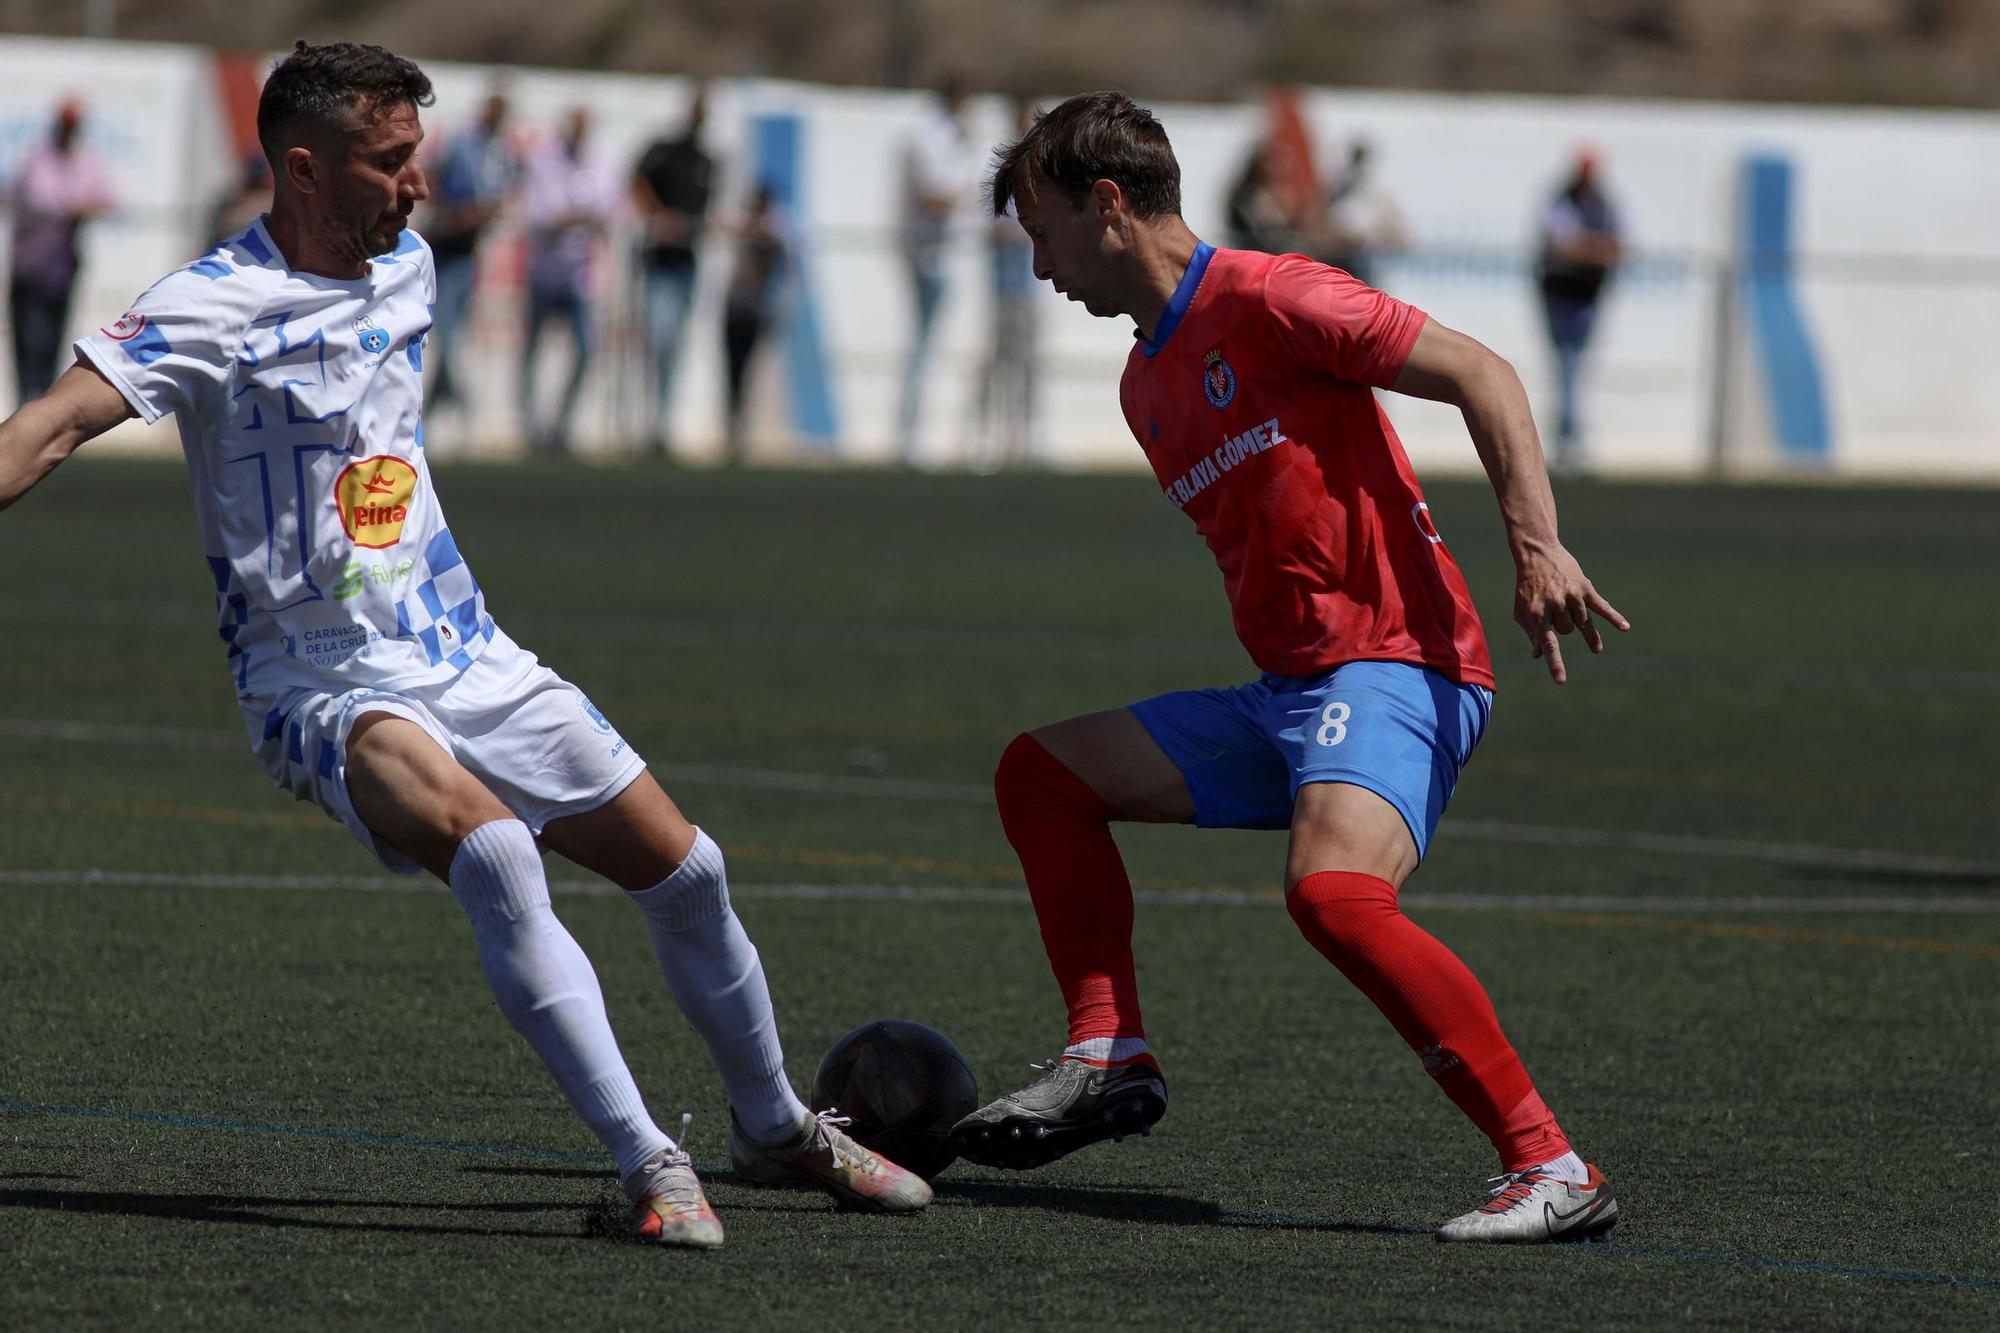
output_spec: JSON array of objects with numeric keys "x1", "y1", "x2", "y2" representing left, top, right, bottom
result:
[{"x1": 75, "y1": 218, "x2": 482, "y2": 697}]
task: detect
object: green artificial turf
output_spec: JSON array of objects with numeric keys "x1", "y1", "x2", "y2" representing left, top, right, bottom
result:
[{"x1": 2, "y1": 457, "x2": 1996, "y2": 1329}]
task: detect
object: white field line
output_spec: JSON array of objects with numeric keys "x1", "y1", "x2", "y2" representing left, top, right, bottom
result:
[
  {"x1": 0, "y1": 868, "x2": 1996, "y2": 915},
  {"x1": 4, "y1": 716, "x2": 1998, "y2": 881}
]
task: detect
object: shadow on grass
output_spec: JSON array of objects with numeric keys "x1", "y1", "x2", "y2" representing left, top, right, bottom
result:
[
  {"x1": 460, "y1": 1164, "x2": 605, "y2": 1181},
  {"x1": 0, "y1": 1186, "x2": 587, "y2": 1241},
  {"x1": 459, "y1": 1162, "x2": 799, "y2": 1194},
  {"x1": 933, "y1": 1176, "x2": 1427, "y2": 1237},
  {"x1": 1783, "y1": 863, "x2": 2000, "y2": 890}
]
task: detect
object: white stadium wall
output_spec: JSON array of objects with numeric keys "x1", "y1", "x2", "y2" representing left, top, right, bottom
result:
[{"x1": 4, "y1": 36, "x2": 1997, "y2": 481}]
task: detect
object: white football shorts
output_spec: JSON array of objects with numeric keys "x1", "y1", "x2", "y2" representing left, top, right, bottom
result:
[{"x1": 243, "y1": 626, "x2": 647, "y2": 873}]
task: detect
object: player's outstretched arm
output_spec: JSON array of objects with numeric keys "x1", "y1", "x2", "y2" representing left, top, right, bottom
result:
[
  {"x1": 0, "y1": 360, "x2": 135, "y2": 514},
  {"x1": 1390, "y1": 320, "x2": 1629, "y2": 684}
]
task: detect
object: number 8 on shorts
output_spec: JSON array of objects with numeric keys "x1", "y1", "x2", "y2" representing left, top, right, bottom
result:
[{"x1": 1316, "y1": 700, "x2": 1350, "y2": 747}]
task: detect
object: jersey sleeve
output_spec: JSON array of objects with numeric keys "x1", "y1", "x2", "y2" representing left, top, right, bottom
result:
[
  {"x1": 408, "y1": 228, "x2": 439, "y2": 306},
  {"x1": 1262, "y1": 254, "x2": 1428, "y2": 389},
  {"x1": 73, "y1": 266, "x2": 258, "y2": 425}
]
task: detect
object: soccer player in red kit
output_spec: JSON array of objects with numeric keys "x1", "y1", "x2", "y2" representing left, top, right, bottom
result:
[{"x1": 948, "y1": 93, "x2": 1630, "y2": 1244}]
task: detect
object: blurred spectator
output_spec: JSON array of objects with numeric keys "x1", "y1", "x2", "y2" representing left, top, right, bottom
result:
[
  {"x1": 1224, "y1": 142, "x2": 1294, "y2": 254},
  {"x1": 720, "y1": 185, "x2": 787, "y2": 464},
  {"x1": 1319, "y1": 138, "x2": 1405, "y2": 288},
  {"x1": 518, "y1": 107, "x2": 618, "y2": 457},
  {"x1": 896, "y1": 76, "x2": 977, "y2": 465},
  {"x1": 1535, "y1": 148, "x2": 1622, "y2": 471},
  {"x1": 976, "y1": 102, "x2": 1039, "y2": 469},
  {"x1": 206, "y1": 152, "x2": 271, "y2": 250},
  {"x1": 632, "y1": 85, "x2": 716, "y2": 457},
  {"x1": 9, "y1": 97, "x2": 114, "y2": 403},
  {"x1": 426, "y1": 92, "x2": 517, "y2": 422}
]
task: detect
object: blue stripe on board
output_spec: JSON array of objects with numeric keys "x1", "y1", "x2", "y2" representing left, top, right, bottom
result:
[
  {"x1": 752, "y1": 112, "x2": 840, "y2": 448},
  {"x1": 4, "y1": 1099, "x2": 1996, "y2": 1290},
  {"x1": 1740, "y1": 155, "x2": 1831, "y2": 460}
]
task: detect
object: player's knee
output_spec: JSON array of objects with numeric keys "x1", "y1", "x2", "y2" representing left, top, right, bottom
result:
[
  {"x1": 448, "y1": 818, "x2": 553, "y2": 926},
  {"x1": 993, "y1": 732, "x2": 1044, "y2": 820},
  {"x1": 994, "y1": 732, "x2": 1103, "y2": 831},
  {"x1": 640, "y1": 827, "x2": 731, "y2": 932},
  {"x1": 1284, "y1": 870, "x2": 1398, "y2": 951}
]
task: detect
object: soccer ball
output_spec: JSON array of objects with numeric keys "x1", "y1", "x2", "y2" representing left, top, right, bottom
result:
[{"x1": 810, "y1": 1019, "x2": 980, "y2": 1181}]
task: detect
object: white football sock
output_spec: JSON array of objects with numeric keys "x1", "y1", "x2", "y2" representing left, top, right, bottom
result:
[
  {"x1": 1063, "y1": 1036, "x2": 1154, "y2": 1066},
  {"x1": 1535, "y1": 1150, "x2": 1589, "y2": 1185},
  {"x1": 628, "y1": 828, "x2": 808, "y2": 1143},
  {"x1": 448, "y1": 819, "x2": 671, "y2": 1179}
]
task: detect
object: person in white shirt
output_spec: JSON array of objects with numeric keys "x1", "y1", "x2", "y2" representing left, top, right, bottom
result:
[
  {"x1": 517, "y1": 107, "x2": 621, "y2": 456},
  {"x1": 0, "y1": 40, "x2": 930, "y2": 1249},
  {"x1": 1319, "y1": 137, "x2": 1406, "y2": 290},
  {"x1": 895, "y1": 77, "x2": 977, "y2": 465}
]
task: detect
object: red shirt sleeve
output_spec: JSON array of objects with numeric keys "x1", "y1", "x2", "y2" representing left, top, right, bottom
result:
[{"x1": 1262, "y1": 254, "x2": 1428, "y2": 389}]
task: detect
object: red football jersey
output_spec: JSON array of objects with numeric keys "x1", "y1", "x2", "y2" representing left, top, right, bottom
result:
[{"x1": 1120, "y1": 244, "x2": 1495, "y2": 688}]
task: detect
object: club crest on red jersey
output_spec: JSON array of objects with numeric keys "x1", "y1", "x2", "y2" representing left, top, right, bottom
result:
[{"x1": 1202, "y1": 348, "x2": 1236, "y2": 409}]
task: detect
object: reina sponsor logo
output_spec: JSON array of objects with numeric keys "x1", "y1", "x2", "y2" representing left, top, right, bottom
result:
[{"x1": 334, "y1": 455, "x2": 419, "y2": 548}]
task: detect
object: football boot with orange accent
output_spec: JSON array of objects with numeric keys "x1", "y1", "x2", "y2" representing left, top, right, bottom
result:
[
  {"x1": 622, "y1": 1131, "x2": 725, "y2": 1250},
  {"x1": 1434, "y1": 1161, "x2": 1618, "y2": 1243},
  {"x1": 729, "y1": 1108, "x2": 933, "y2": 1213}
]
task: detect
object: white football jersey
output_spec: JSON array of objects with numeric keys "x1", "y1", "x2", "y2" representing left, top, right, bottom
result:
[{"x1": 76, "y1": 218, "x2": 494, "y2": 701}]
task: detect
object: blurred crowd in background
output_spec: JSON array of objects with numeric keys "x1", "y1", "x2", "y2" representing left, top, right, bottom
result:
[
  {"x1": 3, "y1": 67, "x2": 1640, "y2": 474},
  {"x1": 6, "y1": 79, "x2": 1624, "y2": 469}
]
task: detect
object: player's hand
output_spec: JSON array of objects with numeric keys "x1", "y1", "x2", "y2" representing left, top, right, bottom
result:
[{"x1": 1512, "y1": 540, "x2": 1629, "y2": 684}]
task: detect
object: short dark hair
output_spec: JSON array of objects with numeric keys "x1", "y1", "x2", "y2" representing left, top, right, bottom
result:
[
  {"x1": 987, "y1": 91, "x2": 1180, "y2": 220},
  {"x1": 256, "y1": 40, "x2": 433, "y2": 163}
]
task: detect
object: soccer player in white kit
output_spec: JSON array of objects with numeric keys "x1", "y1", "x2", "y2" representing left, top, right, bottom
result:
[{"x1": 0, "y1": 41, "x2": 930, "y2": 1249}]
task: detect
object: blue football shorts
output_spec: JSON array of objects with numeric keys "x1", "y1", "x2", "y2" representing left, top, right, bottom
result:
[{"x1": 1128, "y1": 659, "x2": 1492, "y2": 858}]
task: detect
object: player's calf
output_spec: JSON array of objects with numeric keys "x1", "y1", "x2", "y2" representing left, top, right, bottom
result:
[{"x1": 993, "y1": 732, "x2": 1150, "y2": 1045}]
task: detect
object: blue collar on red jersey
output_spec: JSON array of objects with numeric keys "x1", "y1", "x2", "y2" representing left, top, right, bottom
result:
[{"x1": 1136, "y1": 240, "x2": 1214, "y2": 359}]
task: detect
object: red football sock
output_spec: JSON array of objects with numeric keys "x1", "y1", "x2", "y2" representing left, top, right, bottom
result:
[
  {"x1": 993, "y1": 733, "x2": 1145, "y2": 1047},
  {"x1": 1285, "y1": 870, "x2": 1570, "y2": 1172}
]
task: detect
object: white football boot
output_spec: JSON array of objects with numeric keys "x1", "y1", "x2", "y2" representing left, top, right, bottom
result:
[
  {"x1": 729, "y1": 1108, "x2": 933, "y2": 1213},
  {"x1": 1434, "y1": 1160, "x2": 1618, "y2": 1243},
  {"x1": 621, "y1": 1115, "x2": 725, "y2": 1249}
]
